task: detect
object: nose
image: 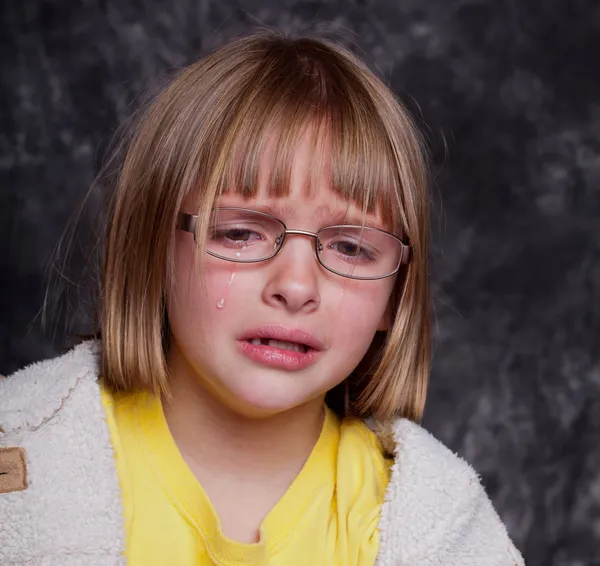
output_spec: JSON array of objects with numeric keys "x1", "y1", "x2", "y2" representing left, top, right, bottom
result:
[{"x1": 261, "y1": 236, "x2": 321, "y2": 314}]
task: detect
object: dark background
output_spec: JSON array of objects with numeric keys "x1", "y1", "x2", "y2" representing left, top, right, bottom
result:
[{"x1": 1, "y1": 1, "x2": 599, "y2": 564}]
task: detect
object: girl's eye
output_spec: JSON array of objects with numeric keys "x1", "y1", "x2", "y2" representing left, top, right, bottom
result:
[
  {"x1": 328, "y1": 239, "x2": 376, "y2": 262},
  {"x1": 211, "y1": 227, "x2": 263, "y2": 246}
]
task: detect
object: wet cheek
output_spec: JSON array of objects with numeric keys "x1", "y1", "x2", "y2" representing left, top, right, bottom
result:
[
  {"x1": 205, "y1": 268, "x2": 237, "y2": 310},
  {"x1": 328, "y1": 285, "x2": 390, "y2": 347},
  {"x1": 168, "y1": 246, "x2": 230, "y2": 337},
  {"x1": 173, "y1": 238, "x2": 231, "y2": 308},
  {"x1": 333, "y1": 308, "x2": 375, "y2": 344}
]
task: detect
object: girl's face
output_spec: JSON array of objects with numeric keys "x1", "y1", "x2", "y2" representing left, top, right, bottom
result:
[{"x1": 167, "y1": 133, "x2": 397, "y2": 417}]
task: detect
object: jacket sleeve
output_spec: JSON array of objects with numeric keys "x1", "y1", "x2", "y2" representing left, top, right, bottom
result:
[
  {"x1": 0, "y1": 343, "x2": 127, "y2": 566},
  {"x1": 375, "y1": 419, "x2": 525, "y2": 566},
  {"x1": 416, "y1": 474, "x2": 525, "y2": 565}
]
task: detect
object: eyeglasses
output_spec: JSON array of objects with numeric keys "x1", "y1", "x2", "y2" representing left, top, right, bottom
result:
[{"x1": 177, "y1": 207, "x2": 411, "y2": 280}]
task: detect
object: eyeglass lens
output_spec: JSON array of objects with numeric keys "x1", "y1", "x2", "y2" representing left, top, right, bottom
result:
[{"x1": 206, "y1": 208, "x2": 403, "y2": 278}]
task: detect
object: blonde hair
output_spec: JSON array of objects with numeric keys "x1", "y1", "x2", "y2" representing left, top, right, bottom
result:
[{"x1": 101, "y1": 31, "x2": 430, "y2": 422}]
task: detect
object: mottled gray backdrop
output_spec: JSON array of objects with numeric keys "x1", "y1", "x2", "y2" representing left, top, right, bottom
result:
[{"x1": 1, "y1": 1, "x2": 599, "y2": 564}]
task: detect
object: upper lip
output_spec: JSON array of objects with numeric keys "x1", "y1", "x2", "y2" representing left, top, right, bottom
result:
[{"x1": 239, "y1": 325, "x2": 326, "y2": 351}]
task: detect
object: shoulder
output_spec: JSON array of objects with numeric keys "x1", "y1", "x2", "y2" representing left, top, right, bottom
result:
[
  {"x1": 386, "y1": 418, "x2": 481, "y2": 493},
  {"x1": 336, "y1": 414, "x2": 392, "y2": 492},
  {"x1": 0, "y1": 342, "x2": 126, "y2": 564},
  {"x1": 375, "y1": 418, "x2": 486, "y2": 535},
  {"x1": 374, "y1": 419, "x2": 525, "y2": 565},
  {"x1": 0, "y1": 341, "x2": 101, "y2": 433}
]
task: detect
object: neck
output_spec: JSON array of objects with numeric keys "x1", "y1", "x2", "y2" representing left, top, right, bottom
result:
[{"x1": 163, "y1": 348, "x2": 326, "y2": 482}]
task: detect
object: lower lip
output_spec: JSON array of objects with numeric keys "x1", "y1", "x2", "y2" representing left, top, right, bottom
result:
[{"x1": 237, "y1": 341, "x2": 320, "y2": 371}]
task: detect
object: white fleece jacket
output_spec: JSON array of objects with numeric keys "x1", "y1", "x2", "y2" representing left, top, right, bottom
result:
[{"x1": 0, "y1": 342, "x2": 525, "y2": 566}]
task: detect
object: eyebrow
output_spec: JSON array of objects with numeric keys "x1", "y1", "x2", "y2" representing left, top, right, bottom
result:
[
  {"x1": 217, "y1": 199, "x2": 388, "y2": 231},
  {"x1": 248, "y1": 202, "x2": 298, "y2": 219},
  {"x1": 314, "y1": 205, "x2": 383, "y2": 228},
  {"x1": 238, "y1": 202, "x2": 386, "y2": 230}
]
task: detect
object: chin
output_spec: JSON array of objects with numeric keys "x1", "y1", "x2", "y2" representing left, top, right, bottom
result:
[{"x1": 220, "y1": 374, "x2": 322, "y2": 418}]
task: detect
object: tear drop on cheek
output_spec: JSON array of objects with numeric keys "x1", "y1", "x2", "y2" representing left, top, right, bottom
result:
[{"x1": 215, "y1": 271, "x2": 236, "y2": 310}]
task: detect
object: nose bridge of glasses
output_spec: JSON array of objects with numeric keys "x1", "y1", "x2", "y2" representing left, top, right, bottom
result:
[
  {"x1": 275, "y1": 229, "x2": 322, "y2": 255},
  {"x1": 282, "y1": 229, "x2": 319, "y2": 239}
]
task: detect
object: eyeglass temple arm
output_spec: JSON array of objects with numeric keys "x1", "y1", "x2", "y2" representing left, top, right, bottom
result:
[
  {"x1": 401, "y1": 243, "x2": 412, "y2": 265},
  {"x1": 177, "y1": 213, "x2": 197, "y2": 233}
]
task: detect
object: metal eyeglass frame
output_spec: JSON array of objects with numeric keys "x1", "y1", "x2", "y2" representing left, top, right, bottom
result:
[{"x1": 177, "y1": 207, "x2": 412, "y2": 280}]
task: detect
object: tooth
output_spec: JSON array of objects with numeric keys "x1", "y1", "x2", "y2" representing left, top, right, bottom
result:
[
  {"x1": 265, "y1": 339, "x2": 303, "y2": 352},
  {"x1": 249, "y1": 338, "x2": 261, "y2": 345}
]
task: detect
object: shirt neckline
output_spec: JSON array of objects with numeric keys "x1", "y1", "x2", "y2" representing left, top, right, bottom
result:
[{"x1": 134, "y1": 390, "x2": 339, "y2": 562}]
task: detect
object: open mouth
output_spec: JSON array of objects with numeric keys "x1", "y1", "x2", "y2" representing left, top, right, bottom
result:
[{"x1": 246, "y1": 338, "x2": 310, "y2": 354}]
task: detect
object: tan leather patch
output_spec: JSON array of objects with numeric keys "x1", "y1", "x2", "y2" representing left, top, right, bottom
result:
[{"x1": 0, "y1": 447, "x2": 28, "y2": 494}]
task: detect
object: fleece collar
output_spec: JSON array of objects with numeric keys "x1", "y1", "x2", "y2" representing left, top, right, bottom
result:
[{"x1": 0, "y1": 341, "x2": 524, "y2": 566}]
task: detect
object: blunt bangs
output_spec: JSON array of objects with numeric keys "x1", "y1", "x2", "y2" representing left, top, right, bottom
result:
[{"x1": 211, "y1": 38, "x2": 403, "y2": 233}]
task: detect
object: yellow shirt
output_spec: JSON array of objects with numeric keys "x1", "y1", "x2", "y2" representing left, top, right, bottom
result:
[{"x1": 101, "y1": 384, "x2": 391, "y2": 565}]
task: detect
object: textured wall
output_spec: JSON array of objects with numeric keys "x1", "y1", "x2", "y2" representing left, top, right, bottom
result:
[{"x1": 2, "y1": 1, "x2": 599, "y2": 564}]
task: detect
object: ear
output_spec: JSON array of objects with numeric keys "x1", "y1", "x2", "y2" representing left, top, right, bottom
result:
[
  {"x1": 378, "y1": 269, "x2": 405, "y2": 332},
  {"x1": 377, "y1": 301, "x2": 394, "y2": 332}
]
